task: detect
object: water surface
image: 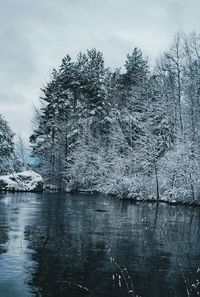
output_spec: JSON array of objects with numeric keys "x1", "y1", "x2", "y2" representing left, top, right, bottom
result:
[{"x1": 0, "y1": 192, "x2": 200, "y2": 297}]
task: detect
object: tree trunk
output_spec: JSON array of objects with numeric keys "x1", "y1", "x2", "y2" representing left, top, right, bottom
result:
[
  {"x1": 189, "y1": 172, "x2": 195, "y2": 201},
  {"x1": 155, "y1": 166, "x2": 160, "y2": 201},
  {"x1": 170, "y1": 171, "x2": 176, "y2": 200}
]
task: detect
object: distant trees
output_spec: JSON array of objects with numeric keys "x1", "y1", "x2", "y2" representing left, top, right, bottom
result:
[
  {"x1": 14, "y1": 134, "x2": 30, "y2": 172},
  {"x1": 30, "y1": 33, "x2": 200, "y2": 203},
  {"x1": 0, "y1": 114, "x2": 15, "y2": 174}
]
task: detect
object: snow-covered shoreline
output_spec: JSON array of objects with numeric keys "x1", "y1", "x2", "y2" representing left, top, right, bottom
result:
[
  {"x1": 64, "y1": 188, "x2": 200, "y2": 207},
  {"x1": 0, "y1": 170, "x2": 198, "y2": 207},
  {"x1": 0, "y1": 170, "x2": 43, "y2": 192}
]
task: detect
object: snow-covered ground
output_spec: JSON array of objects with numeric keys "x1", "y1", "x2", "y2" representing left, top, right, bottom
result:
[{"x1": 0, "y1": 170, "x2": 43, "y2": 192}]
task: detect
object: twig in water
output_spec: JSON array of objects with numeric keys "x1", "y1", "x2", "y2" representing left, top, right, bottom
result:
[
  {"x1": 180, "y1": 264, "x2": 200, "y2": 296},
  {"x1": 57, "y1": 280, "x2": 89, "y2": 293},
  {"x1": 106, "y1": 245, "x2": 140, "y2": 297}
]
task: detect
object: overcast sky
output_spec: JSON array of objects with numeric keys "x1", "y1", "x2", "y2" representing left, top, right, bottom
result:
[{"x1": 1, "y1": 0, "x2": 200, "y2": 141}]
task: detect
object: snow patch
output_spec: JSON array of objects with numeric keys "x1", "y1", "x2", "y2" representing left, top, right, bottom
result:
[{"x1": 0, "y1": 170, "x2": 43, "y2": 192}]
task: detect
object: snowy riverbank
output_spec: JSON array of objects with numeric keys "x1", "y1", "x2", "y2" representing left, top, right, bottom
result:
[
  {"x1": 0, "y1": 170, "x2": 43, "y2": 192},
  {"x1": 65, "y1": 187, "x2": 200, "y2": 207}
]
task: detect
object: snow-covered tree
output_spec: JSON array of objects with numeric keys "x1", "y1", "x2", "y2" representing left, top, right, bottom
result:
[{"x1": 0, "y1": 114, "x2": 15, "y2": 174}]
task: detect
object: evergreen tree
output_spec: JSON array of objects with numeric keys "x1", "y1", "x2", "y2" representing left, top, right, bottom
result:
[{"x1": 118, "y1": 47, "x2": 150, "y2": 148}]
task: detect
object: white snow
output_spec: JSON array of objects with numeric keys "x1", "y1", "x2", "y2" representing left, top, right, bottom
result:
[{"x1": 0, "y1": 170, "x2": 43, "y2": 192}]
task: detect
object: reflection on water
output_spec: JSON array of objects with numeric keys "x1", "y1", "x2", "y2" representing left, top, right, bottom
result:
[{"x1": 0, "y1": 192, "x2": 200, "y2": 297}]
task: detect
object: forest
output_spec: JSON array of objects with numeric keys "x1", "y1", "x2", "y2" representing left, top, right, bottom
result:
[{"x1": 1, "y1": 32, "x2": 200, "y2": 204}]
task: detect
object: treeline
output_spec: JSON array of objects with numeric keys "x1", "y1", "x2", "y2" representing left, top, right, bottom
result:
[{"x1": 30, "y1": 32, "x2": 200, "y2": 203}]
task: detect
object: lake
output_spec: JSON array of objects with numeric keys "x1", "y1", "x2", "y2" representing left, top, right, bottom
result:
[{"x1": 0, "y1": 192, "x2": 200, "y2": 297}]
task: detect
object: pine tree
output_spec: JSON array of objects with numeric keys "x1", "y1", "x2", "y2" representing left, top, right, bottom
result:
[
  {"x1": 118, "y1": 47, "x2": 150, "y2": 149},
  {"x1": 123, "y1": 47, "x2": 149, "y2": 87}
]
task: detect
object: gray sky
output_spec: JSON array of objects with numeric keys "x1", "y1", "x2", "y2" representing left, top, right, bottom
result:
[{"x1": 0, "y1": 0, "x2": 200, "y2": 141}]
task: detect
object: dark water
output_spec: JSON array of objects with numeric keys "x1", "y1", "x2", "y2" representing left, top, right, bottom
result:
[{"x1": 0, "y1": 193, "x2": 200, "y2": 297}]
